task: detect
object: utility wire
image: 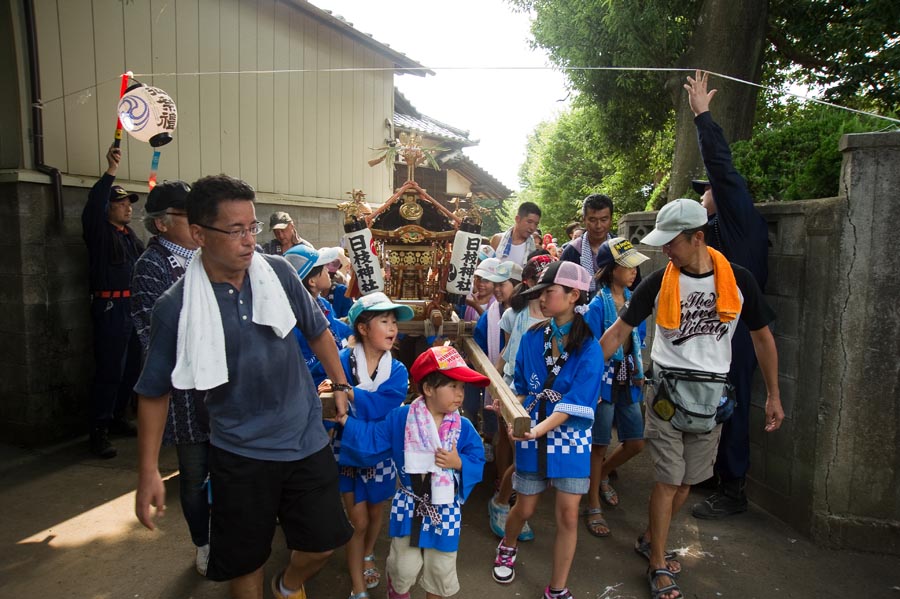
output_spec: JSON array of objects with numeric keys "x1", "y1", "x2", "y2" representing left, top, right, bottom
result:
[{"x1": 34, "y1": 65, "x2": 900, "y2": 126}]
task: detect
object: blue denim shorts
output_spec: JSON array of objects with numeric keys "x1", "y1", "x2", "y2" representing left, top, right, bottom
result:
[
  {"x1": 513, "y1": 469, "x2": 589, "y2": 496},
  {"x1": 592, "y1": 385, "x2": 644, "y2": 445}
]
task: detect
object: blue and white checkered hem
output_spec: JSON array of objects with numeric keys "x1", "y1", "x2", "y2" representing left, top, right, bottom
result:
[{"x1": 556, "y1": 403, "x2": 595, "y2": 420}]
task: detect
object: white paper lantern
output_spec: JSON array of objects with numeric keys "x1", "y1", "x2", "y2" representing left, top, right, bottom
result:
[
  {"x1": 446, "y1": 228, "x2": 482, "y2": 296},
  {"x1": 117, "y1": 83, "x2": 177, "y2": 147},
  {"x1": 345, "y1": 226, "x2": 385, "y2": 295}
]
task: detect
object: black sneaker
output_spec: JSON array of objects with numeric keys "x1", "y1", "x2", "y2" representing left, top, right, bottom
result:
[
  {"x1": 691, "y1": 490, "x2": 748, "y2": 519},
  {"x1": 108, "y1": 418, "x2": 138, "y2": 437},
  {"x1": 89, "y1": 428, "x2": 117, "y2": 459}
]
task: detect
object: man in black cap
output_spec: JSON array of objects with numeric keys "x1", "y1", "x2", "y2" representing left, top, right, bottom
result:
[
  {"x1": 683, "y1": 70, "x2": 776, "y2": 520},
  {"x1": 131, "y1": 180, "x2": 211, "y2": 575},
  {"x1": 81, "y1": 144, "x2": 146, "y2": 458}
]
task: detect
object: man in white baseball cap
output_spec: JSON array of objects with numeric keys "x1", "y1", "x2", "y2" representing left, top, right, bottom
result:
[
  {"x1": 598, "y1": 197, "x2": 782, "y2": 599},
  {"x1": 639, "y1": 198, "x2": 709, "y2": 246}
]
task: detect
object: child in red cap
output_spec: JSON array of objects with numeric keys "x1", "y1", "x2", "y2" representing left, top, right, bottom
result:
[{"x1": 337, "y1": 346, "x2": 488, "y2": 599}]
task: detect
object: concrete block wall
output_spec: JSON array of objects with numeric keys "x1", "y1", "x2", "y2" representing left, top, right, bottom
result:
[
  {"x1": 810, "y1": 132, "x2": 900, "y2": 554},
  {"x1": 254, "y1": 204, "x2": 344, "y2": 250},
  {"x1": 0, "y1": 182, "x2": 93, "y2": 443},
  {"x1": 0, "y1": 179, "x2": 346, "y2": 444}
]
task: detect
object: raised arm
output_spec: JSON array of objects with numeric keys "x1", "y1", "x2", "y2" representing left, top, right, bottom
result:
[
  {"x1": 685, "y1": 71, "x2": 757, "y2": 228},
  {"x1": 82, "y1": 146, "x2": 121, "y2": 236}
]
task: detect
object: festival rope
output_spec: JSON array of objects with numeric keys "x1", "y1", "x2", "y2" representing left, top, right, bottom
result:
[{"x1": 34, "y1": 65, "x2": 900, "y2": 126}]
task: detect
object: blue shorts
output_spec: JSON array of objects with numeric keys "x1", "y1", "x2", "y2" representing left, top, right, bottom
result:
[
  {"x1": 338, "y1": 457, "x2": 396, "y2": 504},
  {"x1": 592, "y1": 385, "x2": 644, "y2": 446},
  {"x1": 513, "y1": 469, "x2": 589, "y2": 496}
]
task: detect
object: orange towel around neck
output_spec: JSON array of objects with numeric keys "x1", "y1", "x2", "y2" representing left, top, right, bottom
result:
[{"x1": 656, "y1": 246, "x2": 741, "y2": 329}]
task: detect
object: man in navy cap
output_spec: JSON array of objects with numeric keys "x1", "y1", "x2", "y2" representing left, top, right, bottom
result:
[
  {"x1": 683, "y1": 71, "x2": 774, "y2": 520},
  {"x1": 131, "y1": 179, "x2": 211, "y2": 574},
  {"x1": 82, "y1": 144, "x2": 145, "y2": 458}
]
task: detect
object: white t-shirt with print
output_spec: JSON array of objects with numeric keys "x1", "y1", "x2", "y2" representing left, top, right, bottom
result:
[{"x1": 622, "y1": 264, "x2": 774, "y2": 374}]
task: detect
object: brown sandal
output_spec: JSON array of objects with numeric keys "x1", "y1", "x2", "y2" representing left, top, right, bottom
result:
[
  {"x1": 600, "y1": 478, "x2": 619, "y2": 507},
  {"x1": 583, "y1": 507, "x2": 610, "y2": 537}
]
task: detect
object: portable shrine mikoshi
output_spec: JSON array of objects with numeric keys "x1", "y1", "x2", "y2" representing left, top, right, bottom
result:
[{"x1": 333, "y1": 136, "x2": 530, "y2": 434}]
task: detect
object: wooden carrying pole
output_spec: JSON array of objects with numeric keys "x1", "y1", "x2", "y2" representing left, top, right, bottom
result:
[
  {"x1": 319, "y1": 391, "x2": 336, "y2": 419},
  {"x1": 328, "y1": 308, "x2": 530, "y2": 435},
  {"x1": 458, "y1": 336, "x2": 531, "y2": 437}
]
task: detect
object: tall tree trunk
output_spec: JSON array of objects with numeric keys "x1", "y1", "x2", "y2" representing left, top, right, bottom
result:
[{"x1": 666, "y1": 0, "x2": 768, "y2": 202}]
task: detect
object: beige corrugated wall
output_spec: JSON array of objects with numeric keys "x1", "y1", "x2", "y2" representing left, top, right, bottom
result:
[{"x1": 32, "y1": 0, "x2": 394, "y2": 202}]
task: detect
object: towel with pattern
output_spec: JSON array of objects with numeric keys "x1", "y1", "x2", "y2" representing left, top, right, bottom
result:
[{"x1": 403, "y1": 397, "x2": 461, "y2": 505}]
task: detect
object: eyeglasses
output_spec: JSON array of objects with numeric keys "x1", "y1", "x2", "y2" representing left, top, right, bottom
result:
[
  {"x1": 662, "y1": 235, "x2": 688, "y2": 251},
  {"x1": 198, "y1": 221, "x2": 264, "y2": 239}
]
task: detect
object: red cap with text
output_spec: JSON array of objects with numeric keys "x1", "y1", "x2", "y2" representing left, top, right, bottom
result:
[{"x1": 410, "y1": 346, "x2": 490, "y2": 387}]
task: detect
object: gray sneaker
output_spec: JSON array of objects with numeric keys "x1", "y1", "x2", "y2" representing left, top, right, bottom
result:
[{"x1": 195, "y1": 544, "x2": 210, "y2": 576}]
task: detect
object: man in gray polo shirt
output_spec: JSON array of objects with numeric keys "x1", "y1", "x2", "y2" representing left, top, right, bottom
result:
[{"x1": 135, "y1": 174, "x2": 353, "y2": 599}]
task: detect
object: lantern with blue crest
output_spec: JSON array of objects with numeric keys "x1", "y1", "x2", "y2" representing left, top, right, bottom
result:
[
  {"x1": 117, "y1": 82, "x2": 177, "y2": 188},
  {"x1": 117, "y1": 83, "x2": 177, "y2": 147}
]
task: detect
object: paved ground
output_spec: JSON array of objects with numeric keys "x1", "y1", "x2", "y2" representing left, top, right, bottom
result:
[{"x1": 1, "y1": 435, "x2": 898, "y2": 599}]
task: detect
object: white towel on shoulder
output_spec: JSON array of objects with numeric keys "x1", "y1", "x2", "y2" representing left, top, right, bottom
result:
[
  {"x1": 352, "y1": 343, "x2": 392, "y2": 392},
  {"x1": 171, "y1": 250, "x2": 297, "y2": 391}
]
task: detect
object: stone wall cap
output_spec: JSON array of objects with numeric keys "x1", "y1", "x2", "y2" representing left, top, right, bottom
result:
[{"x1": 839, "y1": 131, "x2": 900, "y2": 152}]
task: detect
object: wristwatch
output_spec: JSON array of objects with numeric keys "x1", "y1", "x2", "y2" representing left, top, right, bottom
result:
[{"x1": 332, "y1": 383, "x2": 353, "y2": 393}]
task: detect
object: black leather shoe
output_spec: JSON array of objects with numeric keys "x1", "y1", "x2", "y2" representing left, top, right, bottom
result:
[
  {"x1": 108, "y1": 418, "x2": 138, "y2": 437},
  {"x1": 691, "y1": 479, "x2": 748, "y2": 519},
  {"x1": 89, "y1": 428, "x2": 117, "y2": 459}
]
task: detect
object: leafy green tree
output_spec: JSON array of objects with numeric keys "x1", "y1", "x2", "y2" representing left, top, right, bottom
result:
[
  {"x1": 730, "y1": 103, "x2": 877, "y2": 202},
  {"x1": 517, "y1": 106, "x2": 604, "y2": 238},
  {"x1": 517, "y1": 100, "x2": 675, "y2": 238},
  {"x1": 475, "y1": 196, "x2": 514, "y2": 237},
  {"x1": 509, "y1": 0, "x2": 900, "y2": 200},
  {"x1": 520, "y1": 95, "x2": 885, "y2": 225}
]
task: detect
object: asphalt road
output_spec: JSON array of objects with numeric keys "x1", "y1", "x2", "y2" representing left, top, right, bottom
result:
[{"x1": 1, "y1": 436, "x2": 897, "y2": 599}]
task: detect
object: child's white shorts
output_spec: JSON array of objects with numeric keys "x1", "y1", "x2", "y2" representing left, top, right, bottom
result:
[{"x1": 386, "y1": 536, "x2": 459, "y2": 596}]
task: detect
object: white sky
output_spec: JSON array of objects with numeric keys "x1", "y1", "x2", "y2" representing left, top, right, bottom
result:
[{"x1": 309, "y1": 0, "x2": 571, "y2": 192}]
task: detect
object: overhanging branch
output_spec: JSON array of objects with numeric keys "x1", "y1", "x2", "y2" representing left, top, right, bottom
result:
[{"x1": 767, "y1": 29, "x2": 830, "y2": 71}]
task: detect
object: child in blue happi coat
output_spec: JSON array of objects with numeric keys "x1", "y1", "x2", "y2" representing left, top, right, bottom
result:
[
  {"x1": 582, "y1": 237, "x2": 649, "y2": 538},
  {"x1": 488, "y1": 254, "x2": 552, "y2": 541},
  {"x1": 321, "y1": 292, "x2": 413, "y2": 599},
  {"x1": 492, "y1": 261, "x2": 604, "y2": 599},
  {"x1": 325, "y1": 255, "x2": 353, "y2": 319},
  {"x1": 338, "y1": 346, "x2": 487, "y2": 599},
  {"x1": 470, "y1": 258, "x2": 522, "y2": 463},
  {"x1": 284, "y1": 245, "x2": 353, "y2": 385}
]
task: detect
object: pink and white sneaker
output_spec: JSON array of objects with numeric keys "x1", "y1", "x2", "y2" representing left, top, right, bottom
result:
[
  {"x1": 386, "y1": 576, "x2": 411, "y2": 599},
  {"x1": 492, "y1": 539, "x2": 517, "y2": 584}
]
